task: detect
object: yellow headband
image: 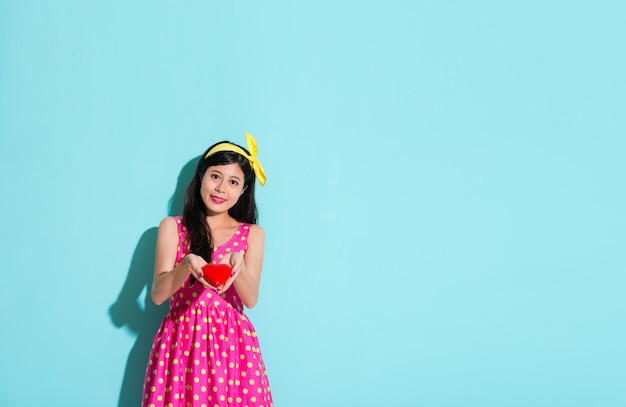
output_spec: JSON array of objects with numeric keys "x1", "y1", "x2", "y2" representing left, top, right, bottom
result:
[{"x1": 204, "y1": 132, "x2": 267, "y2": 186}]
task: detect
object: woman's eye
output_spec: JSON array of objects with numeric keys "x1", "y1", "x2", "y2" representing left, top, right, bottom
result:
[
  {"x1": 230, "y1": 180, "x2": 239, "y2": 186},
  {"x1": 211, "y1": 173, "x2": 219, "y2": 180}
]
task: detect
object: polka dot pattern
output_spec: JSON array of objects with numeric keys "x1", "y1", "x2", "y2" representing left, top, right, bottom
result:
[{"x1": 143, "y1": 217, "x2": 273, "y2": 407}]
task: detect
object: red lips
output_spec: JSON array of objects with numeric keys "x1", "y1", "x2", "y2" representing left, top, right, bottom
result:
[{"x1": 201, "y1": 263, "x2": 232, "y2": 287}]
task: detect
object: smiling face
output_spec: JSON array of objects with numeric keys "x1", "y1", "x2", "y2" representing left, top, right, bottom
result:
[{"x1": 200, "y1": 163, "x2": 247, "y2": 215}]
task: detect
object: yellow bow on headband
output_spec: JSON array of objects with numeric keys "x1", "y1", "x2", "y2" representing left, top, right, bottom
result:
[{"x1": 204, "y1": 132, "x2": 267, "y2": 186}]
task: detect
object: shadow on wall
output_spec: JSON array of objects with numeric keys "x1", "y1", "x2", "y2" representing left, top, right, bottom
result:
[{"x1": 108, "y1": 156, "x2": 200, "y2": 407}]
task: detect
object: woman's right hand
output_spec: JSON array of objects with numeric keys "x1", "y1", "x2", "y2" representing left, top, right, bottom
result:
[{"x1": 184, "y1": 254, "x2": 215, "y2": 289}]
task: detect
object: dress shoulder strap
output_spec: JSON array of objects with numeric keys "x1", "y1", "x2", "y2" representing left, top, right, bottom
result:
[{"x1": 173, "y1": 216, "x2": 190, "y2": 265}]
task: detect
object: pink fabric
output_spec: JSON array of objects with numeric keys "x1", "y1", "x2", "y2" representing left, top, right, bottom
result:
[{"x1": 142, "y1": 216, "x2": 273, "y2": 407}]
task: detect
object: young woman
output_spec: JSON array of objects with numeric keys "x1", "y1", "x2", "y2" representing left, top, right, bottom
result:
[{"x1": 142, "y1": 133, "x2": 273, "y2": 407}]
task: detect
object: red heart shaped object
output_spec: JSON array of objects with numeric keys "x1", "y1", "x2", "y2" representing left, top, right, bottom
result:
[{"x1": 201, "y1": 263, "x2": 232, "y2": 287}]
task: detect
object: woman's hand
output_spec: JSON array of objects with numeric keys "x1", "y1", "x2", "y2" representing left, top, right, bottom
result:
[
  {"x1": 184, "y1": 253, "x2": 215, "y2": 289},
  {"x1": 215, "y1": 252, "x2": 244, "y2": 294}
]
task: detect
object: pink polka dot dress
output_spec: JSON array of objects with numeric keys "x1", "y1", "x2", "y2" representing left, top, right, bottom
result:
[{"x1": 142, "y1": 216, "x2": 273, "y2": 407}]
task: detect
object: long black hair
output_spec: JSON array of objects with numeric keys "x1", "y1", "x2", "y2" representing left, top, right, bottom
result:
[{"x1": 182, "y1": 141, "x2": 258, "y2": 263}]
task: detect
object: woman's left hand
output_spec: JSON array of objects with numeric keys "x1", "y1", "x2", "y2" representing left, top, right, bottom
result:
[{"x1": 215, "y1": 252, "x2": 245, "y2": 294}]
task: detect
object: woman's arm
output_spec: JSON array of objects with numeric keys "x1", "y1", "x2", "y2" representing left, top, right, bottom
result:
[
  {"x1": 150, "y1": 217, "x2": 207, "y2": 305},
  {"x1": 227, "y1": 224, "x2": 265, "y2": 309}
]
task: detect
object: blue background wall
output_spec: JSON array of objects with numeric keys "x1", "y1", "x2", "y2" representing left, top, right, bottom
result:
[{"x1": 1, "y1": 1, "x2": 625, "y2": 406}]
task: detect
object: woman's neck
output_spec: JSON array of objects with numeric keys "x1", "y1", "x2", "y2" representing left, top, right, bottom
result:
[{"x1": 205, "y1": 212, "x2": 237, "y2": 230}]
